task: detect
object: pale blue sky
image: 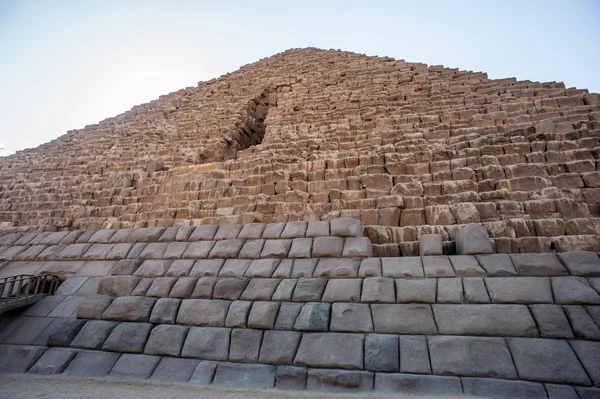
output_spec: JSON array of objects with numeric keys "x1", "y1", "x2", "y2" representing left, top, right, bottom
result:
[{"x1": 1, "y1": 0, "x2": 599, "y2": 156}]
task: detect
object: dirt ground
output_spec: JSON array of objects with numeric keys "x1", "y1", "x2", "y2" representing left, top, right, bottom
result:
[{"x1": 0, "y1": 374, "x2": 488, "y2": 399}]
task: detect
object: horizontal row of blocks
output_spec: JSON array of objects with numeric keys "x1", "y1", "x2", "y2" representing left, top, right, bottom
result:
[{"x1": 2, "y1": 344, "x2": 599, "y2": 398}]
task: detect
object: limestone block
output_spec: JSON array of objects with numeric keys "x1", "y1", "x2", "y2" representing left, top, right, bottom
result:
[
  {"x1": 239, "y1": 278, "x2": 280, "y2": 301},
  {"x1": 290, "y1": 258, "x2": 318, "y2": 278},
  {"x1": 175, "y1": 226, "x2": 196, "y2": 242},
  {"x1": 429, "y1": 335, "x2": 517, "y2": 379},
  {"x1": 177, "y1": 299, "x2": 230, "y2": 327},
  {"x1": 238, "y1": 223, "x2": 266, "y2": 239},
  {"x1": 212, "y1": 277, "x2": 248, "y2": 300},
  {"x1": 102, "y1": 296, "x2": 157, "y2": 322},
  {"x1": 342, "y1": 237, "x2": 372, "y2": 258},
  {"x1": 292, "y1": 278, "x2": 327, "y2": 302},
  {"x1": 432, "y1": 304, "x2": 538, "y2": 337},
  {"x1": 359, "y1": 258, "x2": 381, "y2": 277},
  {"x1": 111, "y1": 259, "x2": 143, "y2": 275},
  {"x1": 76, "y1": 260, "x2": 117, "y2": 277},
  {"x1": 262, "y1": 222, "x2": 287, "y2": 239},
  {"x1": 245, "y1": 259, "x2": 280, "y2": 278},
  {"x1": 214, "y1": 225, "x2": 242, "y2": 240},
  {"x1": 238, "y1": 239, "x2": 265, "y2": 259},
  {"x1": 274, "y1": 302, "x2": 304, "y2": 330},
  {"x1": 511, "y1": 253, "x2": 568, "y2": 276},
  {"x1": 307, "y1": 369, "x2": 374, "y2": 392},
  {"x1": 169, "y1": 277, "x2": 198, "y2": 298},
  {"x1": 150, "y1": 298, "x2": 181, "y2": 324},
  {"x1": 294, "y1": 333, "x2": 364, "y2": 370},
  {"x1": 321, "y1": 279, "x2": 361, "y2": 302},
  {"x1": 419, "y1": 234, "x2": 443, "y2": 256},
  {"x1": 126, "y1": 243, "x2": 148, "y2": 258},
  {"x1": 144, "y1": 325, "x2": 189, "y2": 357},
  {"x1": 56, "y1": 277, "x2": 89, "y2": 295},
  {"x1": 188, "y1": 225, "x2": 218, "y2": 241},
  {"x1": 293, "y1": 302, "x2": 330, "y2": 332},
  {"x1": 77, "y1": 295, "x2": 114, "y2": 319},
  {"x1": 247, "y1": 301, "x2": 280, "y2": 329},
  {"x1": 362, "y1": 277, "x2": 395, "y2": 303},
  {"x1": 371, "y1": 304, "x2": 437, "y2": 334},
  {"x1": 70, "y1": 320, "x2": 119, "y2": 350},
  {"x1": 272, "y1": 259, "x2": 294, "y2": 278},
  {"x1": 189, "y1": 259, "x2": 224, "y2": 277},
  {"x1": 399, "y1": 335, "x2": 431, "y2": 374},
  {"x1": 364, "y1": 334, "x2": 398, "y2": 372},
  {"x1": 508, "y1": 338, "x2": 590, "y2": 385},
  {"x1": 570, "y1": 341, "x2": 600, "y2": 386},
  {"x1": 218, "y1": 259, "x2": 252, "y2": 277},
  {"x1": 106, "y1": 243, "x2": 134, "y2": 259},
  {"x1": 448, "y1": 255, "x2": 486, "y2": 277},
  {"x1": 23, "y1": 295, "x2": 68, "y2": 317},
  {"x1": 14, "y1": 245, "x2": 46, "y2": 261},
  {"x1": 475, "y1": 254, "x2": 518, "y2": 277},
  {"x1": 280, "y1": 221, "x2": 308, "y2": 239},
  {"x1": 455, "y1": 225, "x2": 493, "y2": 255},
  {"x1": 463, "y1": 278, "x2": 490, "y2": 304},
  {"x1": 41, "y1": 231, "x2": 71, "y2": 245},
  {"x1": 212, "y1": 362, "x2": 276, "y2": 389},
  {"x1": 306, "y1": 221, "x2": 330, "y2": 237},
  {"x1": 260, "y1": 239, "x2": 292, "y2": 258},
  {"x1": 108, "y1": 229, "x2": 134, "y2": 243},
  {"x1": 102, "y1": 322, "x2": 153, "y2": 353},
  {"x1": 557, "y1": 251, "x2": 600, "y2": 276},
  {"x1": 134, "y1": 260, "x2": 172, "y2": 277},
  {"x1": 288, "y1": 238, "x2": 313, "y2": 258},
  {"x1": 130, "y1": 278, "x2": 153, "y2": 296},
  {"x1": 374, "y1": 374, "x2": 462, "y2": 396},
  {"x1": 109, "y1": 353, "x2": 161, "y2": 379},
  {"x1": 97, "y1": 276, "x2": 140, "y2": 296},
  {"x1": 188, "y1": 360, "x2": 218, "y2": 385},
  {"x1": 272, "y1": 279, "x2": 297, "y2": 302},
  {"x1": 181, "y1": 327, "x2": 230, "y2": 360},
  {"x1": 563, "y1": 306, "x2": 600, "y2": 340},
  {"x1": 127, "y1": 228, "x2": 166, "y2": 243},
  {"x1": 157, "y1": 226, "x2": 180, "y2": 242},
  {"x1": 529, "y1": 304, "x2": 574, "y2": 338},
  {"x1": 59, "y1": 244, "x2": 92, "y2": 260},
  {"x1": 62, "y1": 350, "x2": 120, "y2": 377},
  {"x1": 423, "y1": 256, "x2": 456, "y2": 278},
  {"x1": 2, "y1": 316, "x2": 55, "y2": 345},
  {"x1": 313, "y1": 258, "x2": 360, "y2": 278},
  {"x1": 462, "y1": 378, "x2": 547, "y2": 399},
  {"x1": 330, "y1": 303, "x2": 372, "y2": 332},
  {"x1": 224, "y1": 300, "x2": 252, "y2": 328},
  {"x1": 331, "y1": 218, "x2": 363, "y2": 237},
  {"x1": 228, "y1": 328, "x2": 262, "y2": 363},
  {"x1": 138, "y1": 243, "x2": 169, "y2": 259},
  {"x1": 37, "y1": 245, "x2": 68, "y2": 261},
  {"x1": 259, "y1": 330, "x2": 302, "y2": 365},
  {"x1": 82, "y1": 244, "x2": 114, "y2": 260},
  {"x1": 552, "y1": 277, "x2": 600, "y2": 304},
  {"x1": 486, "y1": 277, "x2": 553, "y2": 304},
  {"x1": 395, "y1": 279, "x2": 436, "y2": 303},
  {"x1": 381, "y1": 257, "x2": 424, "y2": 278},
  {"x1": 165, "y1": 259, "x2": 196, "y2": 277},
  {"x1": 28, "y1": 347, "x2": 78, "y2": 375},
  {"x1": 46, "y1": 319, "x2": 86, "y2": 347},
  {"x1": 150, "y1": 357, "x2": 200, "y2": 382},
  {"x1": 182, "y1": 241, "x2": 216, "y2": 259},
  {"x1": 163, "y1": 242, "x2": 189, "y2": 259},
  {"x1": 275, "y1": 366, "x2": 307, "y2": 390},
  {"x1": 208, "y1": 239, "x2": 244, "y2": 258}
]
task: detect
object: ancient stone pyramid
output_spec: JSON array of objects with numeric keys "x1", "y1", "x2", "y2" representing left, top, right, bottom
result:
[{"x1": 0, "y1": 48, "x2": 599, "y2": 397}]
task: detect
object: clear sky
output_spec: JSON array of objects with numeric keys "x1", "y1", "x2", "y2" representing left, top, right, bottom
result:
[{"x1": 0, "y1": 0, "x2": 599, "y2": 156}]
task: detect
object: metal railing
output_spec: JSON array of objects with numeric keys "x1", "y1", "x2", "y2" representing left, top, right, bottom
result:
[{"x1": 0, "y1": 274, "x2": 61, "y2": 313}]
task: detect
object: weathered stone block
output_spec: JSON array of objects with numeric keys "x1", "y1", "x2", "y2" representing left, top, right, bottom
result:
[
  {"x1": 228, "y1": 328, "x2": 263, "y2": 363},
  {"x1": 150, "y1": 357, "x2": 199, "y2": 382},
  {"x1": 530, "y1": 304, "x2": 574, "y2": 338},
  {"x1": 102, "y1": 322, "x2": 153, "y2": 353},
  {"x1": 181, "y1": 327, "x2": 230, "y2": 361},
  {"x1": 374, "y1": 373, "x2": 462, "y2": 395},
  {"x1": 208, "y1": 239, "x2": 244, "y2": 258},
  {"x1": 149, "y1": 298, "x2": 181, "y2": 324},
  {"x1": 395, "y1": 278, "x2": 436, "y2": 303},
  {"x1": 212, "y1": 362, "x2": 276, "y2": 389},
  {"x1": 382, "y1": 257, "x2": 424, "y2": 278},
  {"x1": 28, "y1": 347, "x2": 78, "y2": 375},
  {"x1": 311, "y1": 236, "x2": 344, "y2": 257},
  {"x1": 70, "y1": 320, "x2": 119, "y2": 350},
  {"x1": 177, "y1": 299, "x2": 230, "y2": 327},
  {"x1": 364, "y1": 334, "x2": 398, "y2": 371},
  {"x1": 62, "y1": 350, "x2": 120, "y2": 377},
  {"x1": 476, "y1": 254, "x2": 517, "y2": 276},
  {"x1": 462, "y1": 378, "x2": 547, "y2": 399},
  {"x1": 419, "y1": 234, "x2": 443, "y2": 256},
  {"x1": 144, "y1": 325, "x2": 189, "y2": 357},
  {"x1": 371, "y1": 304, "x2": 437, "y2": 334},
  {"x1": 102, "y1": 296, "x2": 157, "y2": 322},
  {"x1": 259, "y1": 330, "x2": 302, "y2": 365},
  {"x1": 294, "y1": 333, "x2": 364, "y2": 370},
  {"x1": 247, "y1": 301, "x2": 280, "y2": 329}
]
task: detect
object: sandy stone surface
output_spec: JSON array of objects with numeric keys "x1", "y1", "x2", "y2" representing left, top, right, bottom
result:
[{"x1": 0, "y1": 374, "x2": 489, "y2": 399}]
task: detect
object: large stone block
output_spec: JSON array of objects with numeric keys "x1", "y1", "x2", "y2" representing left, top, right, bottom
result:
[
  {"x1": 558, "y1": 251, "x2": 600, "y2": 276},
  {"x1": 395, "y1": 278, "x2": 436, "y2": 303},
  {"x1": 485, "y1": 277, "x2": 553, "y2": 304},
  {"x1": 475, "y1": 254, "x2": 518, "y2": 276},
  {"x1": 212, "y1": 362, "x2": 276, "y2": 389},
  {"x1": 258, "y1": 330, "x2": 302, "y2": 365},
  {"x1": 181, "y1": 327, "x2": 230, "y2": 361},
  {"x1": 529, "y1": 304, "x2": 574, "y2": 338},
  {"x1": 510, "y1": 253, "x2": 568, "y2": 276},
  {"x1": 70, "y1": 320, "x2": 119, "y2": 350},
  {"x1": 28, "y1": 347, "x2": 78, "y2": 375},
  {"x1": 228, "y1": 328, "x2": 262, "y2": 363},
  {"x1": 77, "y1": 295, "x2": 115, "y2": 320},
  {"x1": 311, "y1": 236, "x2": 344, "y2": 257},
  {"x1": 381, "y1": 257, "x2": 424, "y2": 278},
  {"x1": 321, "y1": 279, "x2": 361, "y2": 302},
  {"x1": 330, "y1": 303, "x2": 372, "y2": 332},
  {"x1": 102, "y1": 296, "x2": 157, "y2": 322},
  {"x1": 102, "y1": 322, "x2": 153, "y2": 353},
  {"x1": 374, "y1": 373, "x2": 462, "y2": 395},
  {"x1": 150, "y1": 357, "x2": 200, "y2": 382},
  {"x1": 313, "y1": 258, "x2": 360, "y2": 277},
  {"x1": 455, "y1": 225, "x2": 493, "y2": 255},
  {"x1": 247, "y1": 301, "x2": 280, "y2": 329},
  {"x1": 62, "y1": 350, "x2": 120, "y2": 377},
  {"x1": 552, "y1": 277, "x2": 600, "y2": 304},
  {"x1": 0, "y1": 345, "x2": 47, "y2": 373},
  {"x1": 399, "y1": 335, "x2": 431, "y2": 374},
  {"x1": 144, "y1": 325, "x2": 189, "y2": 357},
  {"x1": 176, "y1": 299, "x2": 230, "y2": 327},
  {"x1": 462, "y1": 378, "x2": 547, "y2": 399},
  {"x1": 292, "y1": 278, "x2": 327, "y2": 302},
  {"x1": 306, "y1": 369, "x2": 374, "y2": 392},
  {"x1": 364, "y1": 334, "x2": 398, "y2": 372},
  {"x1": 109, "y1": 353, "x2": 161, "y2": 379},
  {"x1": 294, "y1": 333, "x2": 364, "y2": 370},
  {"x1": 331, "y1": 218, "x2": 363, "y2": 237},
  {"x1": 371, "y1": 304, "x2": 437, "y2": 334}
]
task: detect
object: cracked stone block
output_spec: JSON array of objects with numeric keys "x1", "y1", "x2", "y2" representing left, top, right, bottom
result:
[
  {"x1": 149, "y1": 298, "x2": 181, "y2": 324},
  {"x1": 530, "y1": 304, "x2": 574, "y2": 338},
  {"x1": 150, "y1": 357, "x2": 199, "y2": 382},
  {"x1": 63, "y1": 350, "x2": 120, "y2": 377},
  {"x1": 462, "y1": 378, "x2": 547, "y2": 399},
  {"x1": 259, "y1": 330, "x2": 302, "y2": 365},
  {"x1": 311, "y1": 236, "x2": 344, "y2": 257},
  {"x1": 218, "y1": 259, "x2": 252, "y2": 277},
  {"x1": 262, "y1": 222, "x2": 287, "y2": 239},
  {"x1": 557, "y1": 251, "x2": 600, "y2": 277},
  {"x1": 188, "y1": 225, "x2": 218, "y2": 241},
  {"x1": 138, "y1": 242, "x2": 169, "y2": 259},
  {"x1": 274, "y1": 302, "x2": 304, "y2": 330},
  {"x1": 106, "y1": 243, "x2": 134, "y2": 260},
  {"x1": 372, "y1": 304, "x2": 437, "y2": 334},
  {"x1": 208, "y1": 239, "x2": 244, "y2": 258},
  {"x1": 103, "y1": 322, "x2": 153, "y2": 355},
  {"x1": 552, "y1": 277, "x2": 600, "y2": 304},
  {"x1": 399, "y1": 335, "x2": 431, "y2": 374},
  {"x1": 463, "y1": 278, "x2": 490, "y2": 304},
  {"x1": 272, "y1": 279, "x2": 297, "y2": 302},
  {"x1": 163, "y1": 242, "x2": 189, "y2": 259},
  {"x1": 331, "y1": 218, "x2": 363, "y2": 237},
  {"x1": 146, "y1": 277, "x2": 177, "y2": 297},
  {"x1": 247, "y1": 301, "x2": 280, "y2": 329},
  {"x1": 157, "y1": 227, "x2": 181, "y2": 242},
  {"x1": 359, "y1": 258, "x2": 382, "y2": 277},
  {"x1": 382, "y1": 257, "x2": 424, "y2": 278},
  {"x1": 448, "y1": 255, "x2": 486, "y2": 277},
  {"x1": 169, "y1": 277, "x2": 198, "y2": 298},
  {"x1": 563, "y1": 305, "x2": 600, "y2": 340},
  {"x1": 176, "y1": 227, "x2": 197, "y2": 242},
  {"x1": 395, "y1": 279, "x2": 436, "y2": 303},
  {"x1": 295, "y1": 333, "x2": 364, "y2": 370},
  {"x1": 97, "y1": 276, "x2": 140, "y2": 296},
  {"x1": 213, "y1": 278, "x2": 249, "y2": 300},
  {"x1": 288, "y1": 238, "x2": 313, "y2": 258},
  {"x1": 475, "y1": 254, "x2": 517, "y2": 277},
  {"x1": 276, "y1": 366, "x2": 307, "y2": 390},
  {"x1": 212, "y1": 362, "x2": 276, "y2": 389},
  {"x1": 245, "y1": 259, "x2": 280, "y2": 278},
  {"x1": 55, "y1": 277, "x2": 89, "y2": 295},
  {"x1": 108, "y1": 229, "x2": 134, "y2": 243},
  {"x1": 570, "y1": 340, "x2": 600, "y2": 387},
  {"x1": 429, "y1": 335, "x2": 517, "y2": 379},
  {"x1": 130, "y1": 278, "x2": 153, "y2": 296},
  {"x1": 133, "y1": 260, "x2": 172, "y2": 277},
  {"x1": 508, "y1": 338, "x2": 591, "y2": 386},
  {"x1": 111, "y1": 259, "x2": 143, "y2": 275},
  {"x1": 432, "y1": 304, "x2": 538, "y2": 337},
  {"x1": 374, "y1": 373, "x2": 462, "y2": 395},
  {"x1": 290, "y1": 258, "x2": 318, "y2": 278},
  {"x1": 294, "y1": 302, "x2": 331, "y2": 332},
  {"x1": 70, "y1": 320, "x2": 119, "y2": 350},
  {"x1": 260, "y1": 239, "x2": 292, "y2": 258},
  {"x1": 238, "y1": 239, "x2": 265, "y2": 259},
  {"x1": 28, "y1": 347, "x2": 78, "y2": 375},
  {"x1": 181, "y1": 327, "x2": 230, "y2": 360},
  {"x1": 322, "y1": 279, "x2": 362, "y2": 302},
  {"x1": 189, "y1": 259, "x2": 224, "y2": 277},
  {"x1": 307, "y1": 369, "x2": 374, "y2": 392},
  {"x1": 126, "y1": 243, "x2": 148, "y2": 259},
  {"x1": 486, "y1": 277, "x2": 552, "y2": 304},
  {"x1": 177, "y1": 299, "x2": 230, "y2": 327},
  {"x1": 456, "y1": 225, "x2": 493, "y2": 255},
  {"x1": 165, "y1": 259, "x2": 196, "y2": 277},
  {"x1": 102, "y1": 296, "x2": 157, "y2": 322},
  {"x1": 109, "y1": 353, "x2": 161, "y2": 379},
  {"x1": 419, "y1": 234, "x2": 443, "y2": 256},
  {"x1": 182, "y1": 241, "x2": 216, "y2": 259},
  {"x1": 0, "y1": 345, "x2": 47, "y2": 373},
  {"x1": 144, "y1": 325, "x2": 189, "y2": 357},
  {"x1": 229, "y1": 328, "x2": 263, "y2": 363},
  {"x1": 365, "y1": 334, "x2": 398, "y2": 372},
  {"x1": 362, "y1": 277, "x2": 395, "y2": 303},
  {"x1": 511, "y1": 253, "x2": 568, "y2": 276},
  {"x1": 240, "y1": 278, "x2": 281, "y2": 301},
  {"x1": 77, "y1": 295, "x2": 114, "y2": 319},
  {"x1": 330, "y1": 303, "x2": 372, "y2": 332},
  {"x1": 214, "y1": 225, "x2": 242, "y2": 240},
  {"x1": 292, "y1": 278, "x2": 327, "y2": 302},
  {"x1": 224, "y1": 300, "x2": 252, "y2": 328},
  {"x1": 314, "y1": 258, "x2": 360, "y2": 278}
]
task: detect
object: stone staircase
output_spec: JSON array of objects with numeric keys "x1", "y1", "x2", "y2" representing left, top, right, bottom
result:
[{"x1": 0, "y1": 221, "x2": 599, "y2": 397}]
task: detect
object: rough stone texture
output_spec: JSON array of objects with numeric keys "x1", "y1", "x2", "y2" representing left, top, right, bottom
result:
[
  {"x1": 275, "y1": 366, "x2": 307, "y2": 390},
  {"x1": 109, "y1": 353, "x2": 161, "y2": 379},
  {"x1": 311, "y1": 236, "x2": 344, "y2": 258},
  {"x1": 181, "y1": 327, "x2": 230, "y2": 361},
  {"x1": 399, "y1": 335, "x2": 431, "y2": 374},
  {"x1": 307, "y1": 369, "x2": 374, "y2": 392},
  {"x1": 456, "y1": 225, "x2": 494, "y2": 255},
  {"x1": 29, "y1": 347, "x2": 79, "y2": 375},
  {"x1": 419, "y1": 234, "x2": 443, "y2": 256},
  {"x1": 102, "y1": 322, "x2": 153, "y2": 353},
  {"x1": 292, "y1": 278, "x2": 327, "y2": 302},
  {"x1": 313, "y1": 258, "x2": 360, "y2": 278},
  {"x1": 62, "y1": 350, "x2": 120, "y2": 377},
  {"x1": 422, "y1": 256, "x2": 456, "y2": 278},
  {"x1": 364, "y1": 334, "x2": 398, "y2": 371},
  {"x1": 102, "y1": 296, "x2": 157, "y2": 322},
  {"x1": 46, "y1": 319, "x2": 87, "y2": 347},
  {"x1": 448, "y1": 255, "x2": 486, "y2": 277},
  {"x1": 144, "y1": 324, "x2": 189, "y2": 356},
  {"x1": 321, "y1": 279, "x2": 362, "y2": 302},
  {"x1": 530, "y1": 304, "x2": 574, "y2": 338},
  {"x1": 381, "y1": 257, "x2": 424, "y2": 278},
  {"x1": 0, "y1": 345, "x2": 47, "y2": 373},
  {"x1": 362, "y1": 277, "x2": 395, "y2": 303},
  {"x1": 247, "y1": 301, "x2": 280, "y2": 329},
  {"x1": 294, "y1": 333, "x2": 364, "y2": 370},
  {"x1": 570, "y1": 340, "x2": 600, "y2": 386},
  {"x1": 150, "y1": 357, "x2": 200, "y2": 382},
  {"x1": 259, "y1": 330, "x2": 302, "y2": 365},
  {"x1": 177, "y1": 299, "x2": 230, "y2": 327},
  {"x1": 429, "y1": 335, "x2": 517, "y2": 379},
  {"x1": 552, "y1": 277, "x2": 600, "y2": 304},
  {"x1": 558, "y1": 251, "x2": 600, "y2": 276},
  {"x1": 70, "y1": 320, "x2": 119, "y2": 350},
  {"x1": 295, "y1": 302, "x2": 331, "y2": 331},
  {"x1": 395, "y1": 278, "x2": 436, "y2": 303},
  {"x1": 224, "y1": 300, "x2": 252, "y2": 328}
]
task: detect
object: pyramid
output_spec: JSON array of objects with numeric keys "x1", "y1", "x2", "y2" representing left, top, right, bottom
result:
[{"x1": 0, "y1": 49, "x2": 599, "y2": 396}]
